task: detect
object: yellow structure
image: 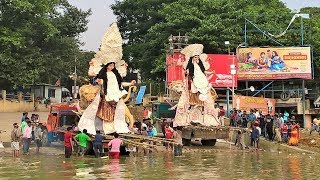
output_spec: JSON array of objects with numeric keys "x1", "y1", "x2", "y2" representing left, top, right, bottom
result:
[{"x1": 0, "y1": 90, "x2": 48, "y2": 112}]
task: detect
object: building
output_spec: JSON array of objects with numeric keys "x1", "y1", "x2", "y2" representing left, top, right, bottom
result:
[{"x1": 26, "y1": 84, "x2": 71, "y2": 104}]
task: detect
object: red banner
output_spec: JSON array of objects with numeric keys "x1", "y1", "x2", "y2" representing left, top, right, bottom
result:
[
  {"x1": 166, "y1": 53, "x2": 238, "y2": 88},
  {"x1": 166, "y1": 53, "x2": 184, "y2": 84}
]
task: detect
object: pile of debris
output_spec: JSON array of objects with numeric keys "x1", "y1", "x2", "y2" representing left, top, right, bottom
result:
[{"x1": 299, "y1": 131, "x2": 320, "y2": 148}]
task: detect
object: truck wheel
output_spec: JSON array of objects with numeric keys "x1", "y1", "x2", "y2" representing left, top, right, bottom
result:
[
  {"x1": 58, "y1": 132, "x2": 65, "y2": 141},
  {"x1": 182, "y1": 138, "x2": 191, "y2": 146},
  {"x1": 85, "y1": 141, "x2": 94, "y2": 155},
  {"x1": 201, "y1": 139, "x2": 217, "y2": 146},
  {"x1": 42, "y1": 130, "x2": 51, "y2": 147}
]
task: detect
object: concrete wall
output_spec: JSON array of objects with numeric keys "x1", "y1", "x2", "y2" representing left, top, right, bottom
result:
[
  {"x1": 0, "y1": 90, "x2": 49, "y2": 112},
  {"x1": 0, "y1": 100, "x2": 35, "y2": 112},
  {"x1": 305, "y1": 115, "x2": 312, "y2": 129}
]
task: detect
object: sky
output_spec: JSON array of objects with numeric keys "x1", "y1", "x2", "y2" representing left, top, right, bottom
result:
[{"x1": 68, "y1": 0, "x2": 320, "y2": 51}]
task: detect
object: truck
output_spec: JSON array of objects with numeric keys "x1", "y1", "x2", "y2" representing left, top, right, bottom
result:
[
  {"x1": 41, "y1": 103, "x2": 79, "y2": 146},
  {"x1": 152, "y1": 102, "x2": 230, "y2": 146},
  {"x1": 163, "y1": 40, "x2": 231, "y2": 146},
  {"x1": 180, "y1": 125, "x2": 230, "y2": 146}
]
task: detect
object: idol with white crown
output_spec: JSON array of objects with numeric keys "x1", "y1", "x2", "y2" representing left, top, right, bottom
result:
[
  {"x1": 172, "y1": 44, "x2": 220, "y2": 127},
  {"x1": 77, "y1": 23, "x2": 136, "y2": 135}
]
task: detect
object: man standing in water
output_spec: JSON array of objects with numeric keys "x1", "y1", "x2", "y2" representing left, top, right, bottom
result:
[
  {"x1": 74, "y1": 129, "x2": 91, "y2": 157},
  {"x1": 64, "y1": 127, "x2": 73, "y2": 158},
  {"x1": 108, "y1": 133, "x2": 123, "y2": 159},
  {"x1": 11, "y1": 123, "x2": 21, "y2": 157},
  {"x1": 172, "y1": 127, "x2": 183, "y2": 156},
  {"x1": 219, "y1": 106, "x2": 226, "y2": 126},
  {"x1": 23, "y1": 121, "x2": 32, "y2": 155},
  {"x1": 93, "y1": 130, "x2": 105, "y2": 158},
  {"x1": 34, "y1": 123, "x2": 43, "y2": 154}
]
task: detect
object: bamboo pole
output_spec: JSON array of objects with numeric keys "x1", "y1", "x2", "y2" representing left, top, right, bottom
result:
[
  {"x1": 120, "y1": 134, "x2": 178, "y2": 145},
  {"x1": 121, "y1": 134, "x2": 181, "y2": 151},
  {"x1": 121, "y1": 139, "x2": 158, "y2": 152},
  {"x1": 103, "y1": 133, "x2": 180, "y2": 153}
]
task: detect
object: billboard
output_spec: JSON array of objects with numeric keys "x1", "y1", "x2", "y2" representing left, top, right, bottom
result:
[
  {"x1": 234, "y1": 95, "x2": 276, "y2": 115},
  {"x1": 167, "y1": 53, "x2": 238, "y2": 88},
  {"x1": 237, "y1": 47, "x2": 312, "y2": 80}
]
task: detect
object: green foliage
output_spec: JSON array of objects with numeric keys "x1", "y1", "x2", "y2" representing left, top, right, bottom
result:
[
  {"x1": 0, "y1": 0, "x2": 91, "y2": 90},
  {"x1": 112, "y1": 0, "x2": 320, "y2": 82},
  {"x1": 300, "y1": 7, "x2": 320, "y2": 78},
  {"x1": 111, "y1": 0, "x2": 176, "y2": 79}
]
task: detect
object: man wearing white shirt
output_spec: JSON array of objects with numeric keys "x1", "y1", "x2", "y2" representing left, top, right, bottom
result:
[{"x1": 254, "y1": 109, "x2": 260, "y2": 119}]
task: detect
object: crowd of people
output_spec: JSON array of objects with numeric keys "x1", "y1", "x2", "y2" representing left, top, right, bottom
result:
[
  {"x1": 10, "y1": 110, "x2": 183, "y2": 159},
  {"x1": 10, "y1": 112, "x2": 43, "y2": 157},
  {"x1": 64, "y1": 128, "x2": 122, "y2": 159},
  {"x1": 10, "y1": 107, "x2": 306, "y2": 159},
  {"x1": 10, "y1": 112, "x2": 124, "y2": 159},
  {"x1": 230, "y1": 109, "x2": 301, "y2": 149}
]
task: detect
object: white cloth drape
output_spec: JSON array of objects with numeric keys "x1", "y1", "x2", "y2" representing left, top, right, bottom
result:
[
  {"x1": 78, "y1": 92, "x2": 101, "y2": 135},
  {"x1": 105, "y1": 71, "x2": 127, "y2": 102}
]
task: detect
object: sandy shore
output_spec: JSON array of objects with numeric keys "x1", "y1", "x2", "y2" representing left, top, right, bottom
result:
[{"x1": 0, "y1": 112, "x2": 48, "y2": 142}]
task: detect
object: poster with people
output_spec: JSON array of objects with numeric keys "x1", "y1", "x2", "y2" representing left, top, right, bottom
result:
[
  {"x1": 234, "y1": 95, "x2": 276, "y2": 115},
  {"x1": 237, "y1": 47, "x2": 312, "y2": 80}
]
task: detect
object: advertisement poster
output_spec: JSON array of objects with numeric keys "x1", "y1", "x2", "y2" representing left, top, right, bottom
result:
[
  {"x1": 167, "y1": 53, "x2": 238, "y2": 88},
  {"x1": 237, "y1": 47, "x2": 312, "y2": 80},
  {"x1": 234, "y1": 95, "x2": 276, "y2": 115}
]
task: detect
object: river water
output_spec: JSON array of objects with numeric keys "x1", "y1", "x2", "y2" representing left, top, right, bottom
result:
[{"x1": 0, "y1": 149, "x2": 319, "y2": 180}]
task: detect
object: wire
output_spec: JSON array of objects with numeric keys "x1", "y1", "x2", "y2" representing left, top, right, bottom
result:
[
  {"x1": 267, "y1": 14, "x2": 299, "y2": 38},
  {"x1": 245, "y1": 19, "x2": 284, "y2": 46}
]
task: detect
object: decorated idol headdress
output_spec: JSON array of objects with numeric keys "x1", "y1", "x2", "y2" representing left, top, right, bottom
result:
[
  {"x1": 88, "y1": 23, "x2": 128, "y2": 77},
  {"x1": 181, "y1": 44, "x2": 209, "y2": 70}
]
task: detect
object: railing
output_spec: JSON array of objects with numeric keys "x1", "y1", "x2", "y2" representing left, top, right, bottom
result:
[
  {"x1": 5, "y1": 93, "x2": 19, "y2": 102},
  {"x1": 23, "y1": 94, "x2": 33, "y2": 102},
  {"x1": 0, "y1": 90, "x2": 34, "y2": 102}
]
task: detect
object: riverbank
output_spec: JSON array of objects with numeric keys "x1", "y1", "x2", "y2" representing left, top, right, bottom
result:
[
  {"x1": 1, "y1": 112, "x2": 320, "y2": 156},
  {"x1": 0, "y1": 112, "x2": 48, "y2": 142}
]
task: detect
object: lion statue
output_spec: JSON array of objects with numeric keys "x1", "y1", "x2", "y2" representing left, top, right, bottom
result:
[{"x1": 79, "y1": 84, "x2": 101, "y2": 110}]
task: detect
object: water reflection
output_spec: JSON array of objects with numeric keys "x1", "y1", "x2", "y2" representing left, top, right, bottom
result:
[
  {"x1": 289, "y1": 156, "x2": 302, "y2": 180},
  {"x1": 0, "y1": 151, "x2": 320, "y2": 179},
  {"x1": 109, "y1": 159, "x2": 120, "y2": 175}
]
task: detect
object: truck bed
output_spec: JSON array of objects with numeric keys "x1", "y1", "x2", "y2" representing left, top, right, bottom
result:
[{"x1": 182, "y1": 125, "x2": 230, "y2": 140}]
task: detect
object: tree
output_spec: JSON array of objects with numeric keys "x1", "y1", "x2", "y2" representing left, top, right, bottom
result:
[
  {"x1": 112, "y1": 0, "x2": 303, "y2": 82},
  {"x1": 0, "y1": 0, "x2": 91, "y2": 90},
  {"x1": 300, "y1": 7, "x2": 320, "y2": 79},
  {"x1": 111, "y1": 0, "x2": 176, "y2": 79}
]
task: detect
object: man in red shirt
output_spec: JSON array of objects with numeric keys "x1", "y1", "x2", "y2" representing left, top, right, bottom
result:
[
  {"x1": 143, "y1": 107, "x2": 149, "y2": 120},
  {"x1": 108, "y1": 133, "x2": 123, "y2": 159},
  {"x1": 219, "y1": 106, "x2": 226, "y2": 126},
  {"x1": 64, "y1": 127, "x2": 73, "y2": 158}
]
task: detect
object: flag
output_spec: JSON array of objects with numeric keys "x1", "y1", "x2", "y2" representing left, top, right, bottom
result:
[{"x1": 55, "y1": 79, "x2": 61, "y2": 86}]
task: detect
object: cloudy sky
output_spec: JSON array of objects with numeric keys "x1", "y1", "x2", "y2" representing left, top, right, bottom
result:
[{"x1": 68, "y1": 0, "x2": 320, "y2": 51}]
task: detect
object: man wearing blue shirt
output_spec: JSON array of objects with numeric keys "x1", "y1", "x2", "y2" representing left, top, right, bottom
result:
[
  {"x1": 283, "y1": 111, "x2": 289, "y2": 122},
  {"x1": 21, "y1": 112, "x2": 28, "y2": 122},
  {"x1": 93, "y1": 130, "x2": 105, "y2": 158},
  {"x1": 248, "y1": 110, "x2": 256, "y2": 128}
]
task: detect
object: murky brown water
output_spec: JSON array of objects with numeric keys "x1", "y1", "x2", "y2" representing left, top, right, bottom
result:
[{"x1": 0, "y1": 150, "x2": 319, "y2": 180}]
